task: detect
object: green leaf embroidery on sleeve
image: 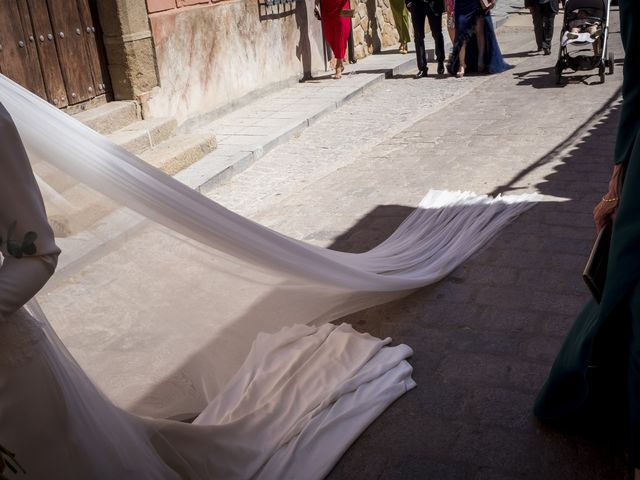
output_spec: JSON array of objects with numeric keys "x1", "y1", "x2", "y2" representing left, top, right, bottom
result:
[{"x1": 0, "y1": 221, "x2": 38, "y2": 259}]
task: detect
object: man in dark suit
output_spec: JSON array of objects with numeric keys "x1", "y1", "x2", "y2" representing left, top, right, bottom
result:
[
  {"x1": 525, "y1": 0, "x2": 560, "y2": 55},
  {"x1": 405, "y1": 0, "x2": 445, "y2": 77}
]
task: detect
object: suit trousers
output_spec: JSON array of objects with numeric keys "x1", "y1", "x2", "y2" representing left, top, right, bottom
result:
[
  {"x1": 529, "y1": 2, "x2": 556, "y2": 50},
  {"x1": 410, "y1": 1, "x2": 445, "y2": 71}
]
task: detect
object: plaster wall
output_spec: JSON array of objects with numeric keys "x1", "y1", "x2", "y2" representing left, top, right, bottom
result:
[{"x1": 145, "y1": 0, "x2": 325, "y2": 122}]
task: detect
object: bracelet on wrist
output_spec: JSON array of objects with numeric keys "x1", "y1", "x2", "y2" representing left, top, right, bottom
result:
[{"x1": 601, "y1": 196, "x2": 619, "y2": 203}]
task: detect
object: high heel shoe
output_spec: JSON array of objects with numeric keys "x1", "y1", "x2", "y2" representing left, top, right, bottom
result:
[{"x1": 456, "y1": 65, "x2": 465, "y2": 78}]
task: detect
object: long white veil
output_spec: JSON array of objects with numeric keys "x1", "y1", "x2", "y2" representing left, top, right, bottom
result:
[{"x1": 0, "y1": 74, "x2": 538, "y2": 421}]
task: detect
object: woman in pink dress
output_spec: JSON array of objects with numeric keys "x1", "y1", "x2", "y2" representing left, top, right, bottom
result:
[{"x1": 315, "y1": 0, "x2": 352, "y2": 78}]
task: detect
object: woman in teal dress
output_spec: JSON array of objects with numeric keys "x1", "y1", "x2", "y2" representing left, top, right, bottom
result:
[{"x1": 534, "y1": 1, "x2": 640, "y2": 476}]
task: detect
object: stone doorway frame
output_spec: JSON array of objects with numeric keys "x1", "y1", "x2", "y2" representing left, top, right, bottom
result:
[{"x1": 94, "y1": 0, "x2": 159, "y2": 103}]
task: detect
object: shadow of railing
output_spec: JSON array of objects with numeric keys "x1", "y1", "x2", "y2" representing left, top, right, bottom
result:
[{"x1": 258, "y1": 0, "x2": 297, "y2": 21}]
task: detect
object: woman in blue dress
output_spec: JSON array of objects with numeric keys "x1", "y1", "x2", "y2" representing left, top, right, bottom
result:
[{"x1": 447, "y1": 0, "x2": 510, "y2": 77}]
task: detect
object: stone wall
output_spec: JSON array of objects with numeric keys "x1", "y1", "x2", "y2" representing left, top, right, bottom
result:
[
  {"x1": 351, "y1": 0, "x2": 405, "y2": 59},
  {"x1": 97, "y1": 0, "x2": 160, "y2": 101}
]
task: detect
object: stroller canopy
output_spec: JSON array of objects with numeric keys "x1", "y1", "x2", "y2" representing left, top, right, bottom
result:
[{"x1": 564, "y1": 0, "x2": 606, "y2": 17}]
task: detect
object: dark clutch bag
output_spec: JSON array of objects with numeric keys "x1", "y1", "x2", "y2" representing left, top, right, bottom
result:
[{"x1": 582, "y1": 222, "x2": 612, "y2": 303}]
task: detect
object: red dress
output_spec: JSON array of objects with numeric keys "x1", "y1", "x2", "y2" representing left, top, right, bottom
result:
[{"x1": 321, "y1": 0, "x2": 351, "y2": 60}]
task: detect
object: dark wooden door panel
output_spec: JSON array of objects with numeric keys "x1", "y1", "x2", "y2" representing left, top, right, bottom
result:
[
  {"x1": 15, "y1": 0, "x2": 47, "y2": 98},
  {"x1": 0, "y1": 0, "x2": 46, "y2": 98},
  {"x1": 2, "y1": 0, "x2": 110, "y2": 107},
  {"x1": 26, "y1": 0, "x2": 68, "y2": 107},
  {"x1": 76, "y1": 0, "x2": 109, "y2": 96},
  {"x1": 90, "y1": 0, "x2": 111, "y2": 95},
  {"x1": 46, "y1": 0, "x2": 94, "y2": 104}
]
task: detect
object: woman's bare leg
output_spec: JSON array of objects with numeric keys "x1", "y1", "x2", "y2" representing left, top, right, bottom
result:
[
  {"x1": 475, "y1": 17, "x2": 486, "y2": 71},
  {"x1": 333, "y1": 58, "x2": 344, "y2": 79},
  {"x1": 457, "y1": 42, "x2": 466, "y2": 77}
]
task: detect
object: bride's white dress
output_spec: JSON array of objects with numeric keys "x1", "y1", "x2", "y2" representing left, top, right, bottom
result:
[
  {"x1": 0, "y1": 137, "x2": 413, "y2": 478},
  {"x1": 1, "y1": 309, "x2": 414, "y2": 479},
  {"x1": 0, "y1": 74, "x2": 538, "y2": 479}
]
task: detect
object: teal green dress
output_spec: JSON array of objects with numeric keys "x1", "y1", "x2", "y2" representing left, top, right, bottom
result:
[{"x1": 534, "y1": 0, "x2": 640, "y2": 467}]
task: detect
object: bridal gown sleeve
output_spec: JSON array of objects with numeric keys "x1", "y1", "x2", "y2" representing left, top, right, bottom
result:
[{"x1": 0, "y1": 103, "x2": 60, "y2": 319}]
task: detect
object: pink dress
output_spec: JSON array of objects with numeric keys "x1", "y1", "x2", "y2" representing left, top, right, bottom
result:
[
  {"x1": 320, "y1": 0, "x2": 351, "y2": 60},
  {"x1": 446, "y1": 0, "x2": 455, "y2": 29}
]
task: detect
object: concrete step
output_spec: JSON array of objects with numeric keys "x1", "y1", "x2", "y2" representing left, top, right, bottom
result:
[
  {"x1": 32, "y1": 166, "x2": 121, "y2": 239},
  {"x1": 140, "y1": 133, "x2": 217, "y2": 176},
  {"x1": 107, "y1": 117, "x2": 178, "y2": 155},
  {"x1": 73, "y1": 101, "x2": 140, "y2": 135}
]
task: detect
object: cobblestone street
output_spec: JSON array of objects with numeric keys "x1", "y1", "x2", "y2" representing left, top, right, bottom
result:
[{"x1": 206, "y1": 7, "x2": 629, "y2": 480}]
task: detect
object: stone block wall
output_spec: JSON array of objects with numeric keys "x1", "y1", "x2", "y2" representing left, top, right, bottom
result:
[{"x1": 352, "y1": 0, "x2": 406, "y2": 59}]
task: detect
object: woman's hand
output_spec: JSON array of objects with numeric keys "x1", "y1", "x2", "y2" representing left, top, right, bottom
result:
[
  {"x1": 593, "y1": 196, "x2": 618, "y2": 233},
  {"x1": 593, "y1": 164, "x2": 624, "y2": 234}
]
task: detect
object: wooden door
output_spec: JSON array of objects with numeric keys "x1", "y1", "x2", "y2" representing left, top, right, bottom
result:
[
  {"x1": 46, "y1": 0, "x2": 95, "y2": 104},
  {"x1": 27, "y1": 0, "x2": 68, "y2": 107},
  {"x1": 76, "y1": 0, "x2": 110, "y2": 96},
  {"x1": 0, "y1": 0, "x2": 111, "y2": 107},
  {"x1": 0, "y1": 0, "x2": 46, "y2": 98}
]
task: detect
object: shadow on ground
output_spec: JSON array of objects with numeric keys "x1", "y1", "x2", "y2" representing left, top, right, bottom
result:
[{"x1": 325, "y1": 96, "x2": 630, "y2": 478}]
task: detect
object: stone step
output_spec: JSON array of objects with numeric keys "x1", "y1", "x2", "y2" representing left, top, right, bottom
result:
[
  {"x1": 73, "y1": 101, "x2": 140, "y2": 135},
  {"x1": 46, "y1": 133, "x2": 216, "y2": 239},
  {"x1": 107, "y1": 117, "x2": 178, "y2": 155},
  {"x1": 33, "y1": 167, "x2": 122, "y2": 240},
  {"x1": 140, "y1": 133, "x2": 217, "y2": 176}
]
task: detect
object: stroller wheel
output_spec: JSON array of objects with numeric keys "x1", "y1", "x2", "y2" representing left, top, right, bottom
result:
[
  {"x1": 608, "y1": 51, "x2": 615, "y2": 75},
  {"x1": 599, "y1": 64, "x2": 606, "y2": 84}
]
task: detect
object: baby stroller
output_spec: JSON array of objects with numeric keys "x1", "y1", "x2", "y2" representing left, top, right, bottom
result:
[{"x1": 555, "y1": 0, "x2": 614, "y2": 84}]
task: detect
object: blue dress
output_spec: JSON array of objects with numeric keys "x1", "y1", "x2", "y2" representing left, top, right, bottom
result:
[{"x1": 447, "y1": 0, "x2": 510, "y2": 74}]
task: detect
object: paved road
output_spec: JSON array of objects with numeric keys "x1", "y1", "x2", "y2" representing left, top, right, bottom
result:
[{"x1": 208, "y1": 9, "x2": 628, "y2": 480}]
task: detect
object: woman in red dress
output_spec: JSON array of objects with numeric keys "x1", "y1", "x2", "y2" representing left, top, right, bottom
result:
[{"x1": 315, "y1": 0, "x2": 351, "y2": 78}]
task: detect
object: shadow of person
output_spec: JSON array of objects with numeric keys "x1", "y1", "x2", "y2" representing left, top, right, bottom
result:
[
  {"x1": 329, "y1": 205, "x2": 414, "y2": 253},
  {"x1": 365, "y1": 0, "x2": 381, "y2": 53},
  {"x1": 512, "y1": 65, "x2": 564, "y2": 89},
  {"x1": 295, "y1": 0, "x2": 313, "y2": 80}
]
